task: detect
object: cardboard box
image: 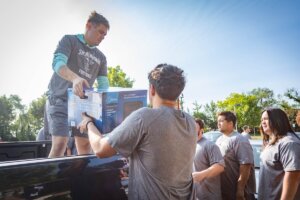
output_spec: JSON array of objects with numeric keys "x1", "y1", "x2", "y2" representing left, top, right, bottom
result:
[{"x1": 68, "y1": 88, "x2": 147, "y2": 133}]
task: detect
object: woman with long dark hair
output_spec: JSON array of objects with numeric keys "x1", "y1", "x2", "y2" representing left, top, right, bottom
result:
[{"x1": 258, "y1": 108, "x2": 300, "y2": 200}]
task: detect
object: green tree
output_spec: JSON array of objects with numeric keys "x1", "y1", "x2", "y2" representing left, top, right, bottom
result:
[
  {"x1": 9, "y1": 95, "x2": 46, "y2": 141},
  {"x1": 249, "y1": 88, "x2": 277, "y2": 109},
  {"x1": 192, "y1": 101, "x2": 219, "y2": 131},
  {"x1": 0, "y1": 95, "x2": 15, "y2": 140},
  {"x1": 25, "y1": 95, "x2": 47, "y2": 140},
  {"x1": 0, "y1": 95, "x2": 27, "y2": 141},
  {"x1": 107, "y1": 65, "x2": 134, "y2": 87},
  {"x1": 27, "y1": 95, "x2": 46, "y2": 128},
  {"x1": 217, "y1": 93, "x2": 261, "y2": 131},
  {"x1": 203, "y1": 101, "x2": 219, "y2": 130},
  {"x1": 93, "y1": 65, "x2": 134, "y2": 88},
  {"x1": 281, "y1": 88, "x2": 300, "y2": 131},
  {"x1": 284, "y1": 88, "x2": 300, "y2": 105},
  {"x1": 192, "y1": 101, "x2": 207, "y2": 122}
]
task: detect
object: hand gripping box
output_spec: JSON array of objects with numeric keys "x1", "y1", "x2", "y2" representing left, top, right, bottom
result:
[{"x1": 68, "y1": 88, "x2": 147, "y2": 133}]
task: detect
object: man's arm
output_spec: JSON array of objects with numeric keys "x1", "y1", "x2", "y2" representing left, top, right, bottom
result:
[
  {"x1": 236, "y1": 164, "x2": 251, "y2": 200},
  {"x1": 58, "y1": 65, "x2": 90, "y2": 98},
  {"x1": 78, "y1": 114, "x2": 116, "y2": 158},
  {"x1": 97, "y1": 76, "x2": 109, "y2": 90},
  {"x1": 192, "y1": 163, "x2": 224, "y2": 183},
  {"x1": 281, "y1": 171, "x2": 300, "y2": 200}
]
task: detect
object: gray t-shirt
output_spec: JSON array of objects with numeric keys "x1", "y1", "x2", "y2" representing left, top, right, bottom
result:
[
  {"x1": 107, "y1": 106, "x2": 197, "y2": 200},
  {"x1": 47, "y1": 35, "x2": 107, "y2": 100},
  {"x1": 216, "y1": 132, "x2": 256, "y2": 200},
  {"x1": 241, "y1": 132, "x2": 251, "y2": 140},
  {"x1": 258, "y1": 132, "x2": 300, "y2": 200},
  {"x1": 194, "y1": 137, "x2": 224, "y2": 200}
]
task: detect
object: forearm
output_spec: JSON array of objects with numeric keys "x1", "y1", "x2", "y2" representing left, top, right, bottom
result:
[
  {"x1": 237, "y1": 164, "x2": 251, "y2": 194},
  {"x1": 87, "y1": 122, "x2": 103, "y2": 154},
  {"x1": 281, "y1": 171, "x2": 300, "y2": 200},
  {"x1": 57, "y1": 65, "x2": 80, "y2": 82},
  {"x1": 86, "y1": 122, "x2": 116, "y2": 158},
  {"x1": 193, "y1": 163, "x2": 224, "y2": 182},
  {"x1": 58, "y1": 65, "x2": 90, "y2": 97},
  {"x1": 205, "y1": 164, "x2": 224, "y2": 178}
]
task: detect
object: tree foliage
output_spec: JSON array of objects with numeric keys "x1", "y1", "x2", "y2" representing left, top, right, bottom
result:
[
  {"x1": 14, "y1": 95, "x2": 46, "y2": 141},
  {"x1": 0, "y1": 94, "x2": 46, "y2": 141},
  {"x1": 203, "y1": 101, "x2": 219, "y2": 130},
  {"x1": 192, "y1": 101, "x2": 219, "y2": 131},
  {"x1": 192, "y1": 102, "x2": 206, "y2": 122},
  {"x1": 249, "y1": 88, "x2": 277, "y2": 108},
  {"x1": 217, "y1": 93, "x2": 262, "y2": 131},
  {"x1": 284, "y1": 88, "x2": 300, "y2": 105},
  {"x1": 108, "y1": 65, "x2": 135, "y2": 88},
  {"x1": 0, "y1": 95, "x2": 16, "y2": 140},
  {"x1": 190, "y1": 88, "x2": 294, "y2": 133}
]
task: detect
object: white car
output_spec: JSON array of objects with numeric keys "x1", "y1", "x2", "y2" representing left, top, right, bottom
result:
[
  {"x1": 203, "y1": 131, "x2": 222, "y2": 143},
  {"x1": 249, "y1": 139, "x2": 263, "y2": 199}
]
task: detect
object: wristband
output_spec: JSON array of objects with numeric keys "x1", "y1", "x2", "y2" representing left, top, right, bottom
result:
[{"x1": 86, "y1": 120, "x2": 94, "y2": 130}]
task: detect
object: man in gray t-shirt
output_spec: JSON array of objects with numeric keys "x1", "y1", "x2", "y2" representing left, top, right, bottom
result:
[
  {"x1": 46, "y1": 11, "x2": 110, "y2": 158},
  {"x1": 78, "y1": 64, "x2": 197, "y2": 200},
  {"x1": 216, "y1": 111, "x2": 256, "y2": 200},
  {"x1": 241, "y1": 125, "x2": 251, "y2": 140},
  {"x1": 193, "y1": 119, "x2": 224, "y2": 200}
]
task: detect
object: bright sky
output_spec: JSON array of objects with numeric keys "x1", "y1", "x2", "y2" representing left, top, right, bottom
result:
[{"x1": 1, "y1": 0, "x2": 299, "y2": 109}]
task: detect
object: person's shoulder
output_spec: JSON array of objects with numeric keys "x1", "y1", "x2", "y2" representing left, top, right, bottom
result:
[
  {"x1": 58, "y1": 34, "x2": 77, "y2": 45},
  {"x1": 231, "y1": 132, "x2": 250, "y2": 145},
  {"x1": 182, "y1": 110, "x2": 193, "y2": 117},
  {"x1": 134, "y1": 106, "x2": 150, "y2": 113},
  {"x1": 279, "y1": 133, "x2": 300, "y2": 147},
  {"x1": 277, "y1": 135, "x2": 300, "y2": 158},
  {"x1": 180, "y1": 110, "x2": 195, "y2": 122},
  {"x1": 61, "y1": 34, "x2": 77, "y2": 40},
  {"x1": 91, "y1": 46, "x2": 106, "y2": 60},
  {"x1": 200, "y1": 137, "x2": 216, "y2": 147},
  {"x1": 128, "y1": 107, "x2": 164, "y2": 127},
  {"x1": 128, "y1": 107, "x2": 152, "y2": 119}
]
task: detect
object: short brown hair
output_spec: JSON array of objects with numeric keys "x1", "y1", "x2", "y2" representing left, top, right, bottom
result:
[
  {"x1": 195, "y1": 118, "x2": 205, "y2": 129},
  {"x1": 243, "y1": 125, "x2": 249, "y2": 131},
  {"x1": 88, "y1": 11, "x2": 110, "y2": 29},
  {"x1": 218, "y1": 111, "x2": 236, "y2": 127},
  {"x1": 148, "y1": 64, "x2": 186, "y2": 101}
]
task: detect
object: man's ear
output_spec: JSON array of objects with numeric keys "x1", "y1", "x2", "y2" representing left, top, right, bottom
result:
[
  {"x1": 86, "y1": 22, "x2": 92, "y2": 30},
  {"x1": 149, "y1": 84, "x2": 155, "y2": 96}
]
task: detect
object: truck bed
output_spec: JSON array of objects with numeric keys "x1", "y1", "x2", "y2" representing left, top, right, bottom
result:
[{"x1": 0, "y1": 154, "x2": 128, "y2": 200}]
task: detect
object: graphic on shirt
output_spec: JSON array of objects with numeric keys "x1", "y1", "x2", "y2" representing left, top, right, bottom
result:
[{"x1": 78, "y1": 49, "x2": 101, "y2": 79}]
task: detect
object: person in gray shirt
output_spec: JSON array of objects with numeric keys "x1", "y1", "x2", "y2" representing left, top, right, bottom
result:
[
  {"x1": 258, "y1": 108, "x2": 300, "y2": 200},
  {"x1": 241, "y1": 125, "x2": 251, "y2": 140},
  {"x1": 193, "y1": 118, "x2": 224, "y2": 200},
  {"x1": 216, "y1": 111, "x2": 256, "y2": 200},
  {"x1": 46, "y1": 11, "x2": 110, "y2": 158},
  {"x1": 78, "y1": 64, "x2": 197, "y2": 200}
]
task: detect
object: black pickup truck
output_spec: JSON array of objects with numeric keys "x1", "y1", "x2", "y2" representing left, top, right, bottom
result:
[{"x1": 0, "y1": 141, "x2": 129, "y2": 200}]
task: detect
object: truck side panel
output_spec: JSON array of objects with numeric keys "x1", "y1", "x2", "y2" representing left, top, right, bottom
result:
[{"x1": 0, "y1": 155, "x2": 128, "y2": 200}]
